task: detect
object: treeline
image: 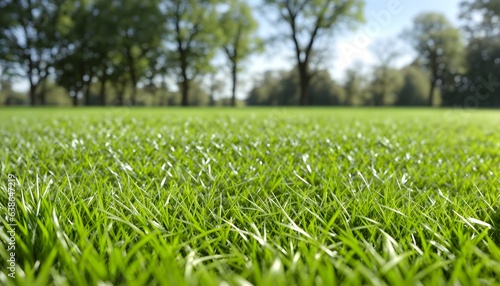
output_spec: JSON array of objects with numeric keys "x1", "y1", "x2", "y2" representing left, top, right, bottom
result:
[
  {"x1": 247, "y1": 65, "x2": 431, "y2": 106},
  {"x1": 0, "y1": 0, "x2": 498, "y2": 107}
]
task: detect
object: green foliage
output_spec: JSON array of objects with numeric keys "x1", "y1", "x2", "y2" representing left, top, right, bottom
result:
[
  {"x1": 395, "y1": 66, "x2": 431, "y2": 106},
  {"x1": 247, "y1": 68, "x2": 345, "y2": 106},
  {"x1": 368, "y1": 67, "x2": 404, "y2": 106},
  {"x1": 0, "y1": 80, "x2": 27, "y2": 105},
  {"x1": 2, "y1": 0, "x2": 499, "y2": 108},
  {"x1": 40, "y1": 80, "x2": 73, "y2": 106},
  {"x1": 263, "y1": 0, "x2": 365, "y2": 105},
  {"x1": 246, "y1": 71, "x2": 282, "y2": 106},
  {"x1": 309, "y1": 70, "x2": 346, "y2": 105},
  {"x1": 0, "y1": 0, "x2": 67, "y2": 105},
  {"x1": 164, "y1": 0, "x2": 224, "y2": 105},
  {"x1": 446, "y1": 1, "x2": 500, "y2": 107},
  {"x1": 189, "y1": 86, "x2": 209, "y2": 107},
  {"x1": 404, "y1": 13, "x2": 465, "y2": 106},
  {"x1": 1, "y1": 109, "x2": 500, "y2": 285},
  {"x1": 214, "y1": 97, "x2": 246, "y2": 107},
  {"x1": 460, "y1": 0, "x2": 500, "y2": 38},
  {"x1": 220, "y1": 0, "x2": 263, "y2": 69},
  {"x1": 343, "y1": 68, "x2": 370, "y2": 106},
  {"x1": 220, "y1": 0, "x2": 263, "y2": 105},
  {"x1": 52, "y1": 0, "x2": 164, "y2": 106}
]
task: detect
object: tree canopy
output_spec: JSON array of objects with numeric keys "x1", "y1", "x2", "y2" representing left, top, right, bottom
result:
[
  {"x1": 264, "y1": 0, "x2": 364, "y2": 105},
  {"x1": 404, "y1": 13, "x2": 464, "y2": 106}
]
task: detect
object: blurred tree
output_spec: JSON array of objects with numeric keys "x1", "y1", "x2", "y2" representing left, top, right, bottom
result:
[
  {"x1": 141, "y1": 46, "x2": 169, "y2": 105},
  {"x1": 264, "y1": 0, "x2": 364, "y2": 105},
  {"x1": 220, "y1": 0, "x2": 263, "y2": 106},
  {"x1": 370, "y1": 39, "x2": 401, "y2": 106},
  {"x1": 207, "y1": 72, "x2": 225, "y2": 106},
  {"x1": 395, "y1": 66, "x2": 430, "y2": 106},
  {"x1": 52, "y1": 0, "x2": 164, "y2": 106},
  {"x1": 0, "y1": 0, "x2": 66, "y2": 105},
  {"x1": 163, "y1": 0, "x2": 223, "y2": 106},
  {"x1": 246, "y1": 67, "x2": 344, "y2": 105},
  {"x1": 169, "y1": 79, "x2": 210, "y2": 106},
  {"x1": 343, "y1": 67, "x2": 366, "y2": 106},
  {"x1": 0, "y1": 79, "x2": 27, "y2": 105},
  {"x1": 40, "y1": 79, "x2": 72, "y2": 105},
  {"x1": 0, "y1": 67, "x2": 29, "y2": 105},
  {"x1": 404, "y1": 13, "x2": 464, "y2": 106},
  {"x1": 452, "y1": 0, "x2": 500, "y2": 107},
  {"x1": 52, "y1": 0, "x2": 96, "y2": 106},
  {"x1": 369, "y1": 66, "x2": 403, "y2": 106},
  {"x1": 111, "y1": 0, "x2": 164, "y2": 105},
  {"x1": 188, "y1": 79, "x2": 211, "y2": 106},
  {"x1": 460, "y1": 0, "x2": 499, "y2": 39},
  {"x1": 309, "y1": 70, "x2": 345, "y2": 105},
  {"x1": 215, "y1": 97, "x2": 246, "y2": 107},
  {"x1": 457, "y1": 38, "x2": 500, "y2": 107},
  {"x1": 246, "y1": 71, "x2": 280, "y2": 106}
]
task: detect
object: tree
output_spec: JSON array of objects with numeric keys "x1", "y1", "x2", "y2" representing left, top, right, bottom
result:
[
  {"x1": 169, "y1": 79, "x2": 210, "y2": 106},
  {"x1": 368, "y1": 66, "x2": 403, "y2": 106},
  {"x1": 246, "y1": 67, "x2": 345, "y2": 106},
  {"x1": 395, "y1": 66, "x2": 430, "y2": 106},
  {"x1": 220, "y1": 0, "x2": 263, "y2": 106},
  {"x1": 0, "y1": 78, "x2": 27, "y2": 105},
  {"x1": 404, "y1": 13, "x2": 464, "y2": 106},
  {"x1": 52, "y1": 0, "x2": 99, "y2": 106},
  {"x1": 111, "y1": 0, "x2": 164, "y2": 105},
  {"x1": 460, "y1": 0, "x2": 500, "y2": 39},
  {"x1": 206, "y1": 71, "x2": 225, "y2": 106},
  {"x1": 163, "y1": 0, "x2": 222, "y2": 106},
  {"x1": 451, "y1": 0, "x2": 500, "y2": 107},
  {"x1": 246, "y1": 71, "x2": 281, "y2": 106},
  {"x1": 263, "y1": 0, "x2": 364, "y2": 105},
  {"x1": 309, "y1": 70, "x2": 345, "y2": 105},
  {"x1": 0, "y1": 0, "x2": 66, "y2": 105},
  {"x1": 52, "y1": 0, "x2": 164, "y2": 106},
  {"x1": 343, "y1": 67, "x2": 366, "y2": 106},
  {"x1": 370, "y1": 39, "x2": 401, "y2": 106}
]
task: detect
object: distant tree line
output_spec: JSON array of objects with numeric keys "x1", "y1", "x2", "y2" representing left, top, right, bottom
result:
[{"x1": 0, "y1": 0, "x2": 498, "y2": 108}]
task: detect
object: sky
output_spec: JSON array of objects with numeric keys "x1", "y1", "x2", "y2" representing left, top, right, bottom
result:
[{"x1": 11, "y1": 0, "x2": 463, "y2": 99}]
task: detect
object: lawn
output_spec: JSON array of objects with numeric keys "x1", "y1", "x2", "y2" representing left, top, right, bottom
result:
[{"x1": 0, "y1": 108, "x2": 499, "y2": 285}]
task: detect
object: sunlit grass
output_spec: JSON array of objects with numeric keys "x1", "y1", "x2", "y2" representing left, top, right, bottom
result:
[{"x1": 0, "y1": 108, "x2": 499, "y2": 285}]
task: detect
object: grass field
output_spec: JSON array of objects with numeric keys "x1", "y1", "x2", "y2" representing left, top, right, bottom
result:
[{"x1": 0, "y1": 108, "x2": 499, "y2": 285}]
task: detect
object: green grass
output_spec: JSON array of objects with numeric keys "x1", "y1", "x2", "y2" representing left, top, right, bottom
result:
[{"x1": 0, "y1": 108, "x2": 499, "y2": 286}]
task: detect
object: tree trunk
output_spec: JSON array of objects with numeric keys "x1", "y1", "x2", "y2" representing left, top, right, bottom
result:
[
  {"x1": 29, "y1": 84, "x2": 37, "y2": 106},
  {"x1": 100, "y1": 78, "x2": 107, "y2": 106},
  {"x1": 72, "y1": 92, "x2": 78, "y2": 107},
  {"x1": 380, "y1": 68, "x2": 388, "y2": 106},
  {"x1": 429, "y1": 52, "x2": 438, "y2": 107},
  {"x1": 126, "y1": 47, "x2": 138, "y2": 106},
  {"x1": 181, "y1": 79, "x2": 189, "y2": 107},
  {"x1": 130, "y1": 86, "x2": 137, "y2": 106},
  {"x1": 231, "y1": 64, "x2": 237, "y2": 107},
  {"x1": 85, "y1": 72, "x2": 94, "y2": 106},
  {"x1": 299, "y1": 81, "x2": 308, "y2": 106},
  {"x1": 298, "y1": 64, "x2": 310, "y2": 106},
  {"x1": 429, "y1": 79, "x2": 436, "y2": 106},
  {"x1": 84, "y1": 85, "x2": 91, "y2": 106},
  {"x1": 117, "y1": 85, "x2": 125, "y2": 106},
  {"x1": 180, "y1": 55, "x2": 189, "y2": 106},
  {"x1": 299, "y1": 76, "x2": 310, "y2": 106}
]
